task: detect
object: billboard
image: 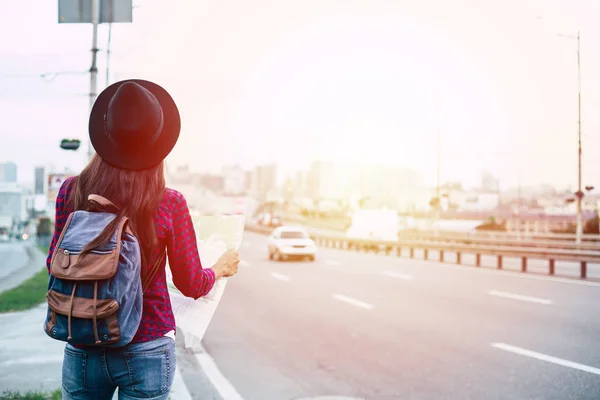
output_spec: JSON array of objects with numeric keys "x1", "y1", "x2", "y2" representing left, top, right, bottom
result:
[{"x1": 47, "y1": 173, "x2": 74, "y2": 203}]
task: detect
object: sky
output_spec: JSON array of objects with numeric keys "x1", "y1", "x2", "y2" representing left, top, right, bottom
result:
[{"x1": 2, "y1": 0, "x2": 600, "y2": 190}]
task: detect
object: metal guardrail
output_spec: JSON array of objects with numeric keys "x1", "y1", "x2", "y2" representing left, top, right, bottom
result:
[
  {"x1": 397, "y1": 232, "x2": 600, "y2": 252},
  {"x1": 245, "y1": 225, "x2": 600, "y2": 279},
  {"x1": 405, "y1": 229, "x2": 600, "y2": 243}
]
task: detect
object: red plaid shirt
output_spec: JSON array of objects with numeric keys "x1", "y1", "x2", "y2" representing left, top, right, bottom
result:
[{"x1": 46, "y1": 177, "x2": 216, "y2": 343}]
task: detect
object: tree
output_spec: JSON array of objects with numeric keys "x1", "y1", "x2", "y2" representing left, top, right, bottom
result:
[{"x1": 37, "y1": 217, "x2": 53, "y2": 235}]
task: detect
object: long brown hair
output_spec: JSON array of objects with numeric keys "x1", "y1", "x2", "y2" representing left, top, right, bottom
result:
[{"x1": 70, "y1": 155, "x2": 165, "y2": 266}]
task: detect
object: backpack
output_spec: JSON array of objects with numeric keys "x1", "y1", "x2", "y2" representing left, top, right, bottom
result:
[{"x1": 44, "y1": 194, "x2": 164, "y2": 347}]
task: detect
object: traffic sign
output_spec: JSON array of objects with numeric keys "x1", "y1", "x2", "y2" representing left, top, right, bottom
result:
[
  {"x1": 60, "y1": 139, "x2": 81, "y2": 151},
  {"x1": 58, "y1": 0, "x2": 132, "y2": 23}
]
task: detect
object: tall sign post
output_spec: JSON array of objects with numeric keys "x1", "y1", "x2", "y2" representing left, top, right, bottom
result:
[
  {"x1": 58, "y1": 0, "x2": 133, "y2": 162},
  {"x1": 575, "y1": 31, "x2": 583, "y2": 243}
]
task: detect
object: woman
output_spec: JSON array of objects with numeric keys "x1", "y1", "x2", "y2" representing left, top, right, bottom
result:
[{"x1": 46, "y1": 79, "x2": 240, "y2": 399}]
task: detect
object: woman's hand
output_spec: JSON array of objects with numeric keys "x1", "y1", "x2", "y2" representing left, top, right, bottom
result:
[{"x1": 212, "y1": 250, "x2": 240, "y2": 279}]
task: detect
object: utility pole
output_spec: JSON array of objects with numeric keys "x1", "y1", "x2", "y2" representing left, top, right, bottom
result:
[
  {"x1": 575, "y1": 30, "x2": 583, "y2": 244},
  {"x1": 105, "y1": 1, "x2": 115, "y2": 86},
  {"x1": 434, "y1": 93, "x2": 441, "y2": 236},
  {"x1": 436, "y1": 127, "x2": 441, "y2": 221},
  {"x1": 106, "y1": 23, "x2": 113, "y2": 85},
  {"x1": 87, "y1": 0, "x2": 101, "y2": 163},
  {"x1": 535, "y1": 18, "x2": 584, "y2": 243},
  {"x1": 517, "y1": 176, "x2": 522, "y2": 238},
  {"x1": 58, "y1": 0, "x2": 133, "y2": 163}
]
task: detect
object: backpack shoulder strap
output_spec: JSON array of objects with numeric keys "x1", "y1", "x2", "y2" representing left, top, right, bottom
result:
[
  {"x1": 88, "y1": 194, "x2": 119, "y2": 213},
  {"x1": 48, "y1": 212, "x2": 76, "y2": 270},
  {"x1": 86, "y1": 194, "x2": 163, "y2": 293},
  {"x1": 142, "y1": 251, "x2": 166, "y2": 294}
]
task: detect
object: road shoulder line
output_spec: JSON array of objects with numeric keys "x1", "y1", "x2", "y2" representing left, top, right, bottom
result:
[
  {"x1": 491, "y1": 343, "x2": 600, "y2": 375},
  {"x1": 194, "y1": 344, "x2": 244, "y2": 400}
]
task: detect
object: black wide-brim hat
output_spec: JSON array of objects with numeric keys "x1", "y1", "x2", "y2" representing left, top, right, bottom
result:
[{"x1": 89, "y1": 79, "x2": 181, "y2": 171}]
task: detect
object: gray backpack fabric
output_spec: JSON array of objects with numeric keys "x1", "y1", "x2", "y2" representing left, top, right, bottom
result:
[{"x1": 44, "y1": 194, "x2": 163, "y2": 347}]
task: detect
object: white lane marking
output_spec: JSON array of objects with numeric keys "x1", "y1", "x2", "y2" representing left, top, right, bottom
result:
[
  {"x1": 326, "y1": 260, "x2": 341, "y2": 266},
  {"x1": 194, "y1": 345, "x2": 244, "y2": 400},
  {"x1": 239, "y1": 260, "x2": 251, "y2": 268},
  {"x1": 270, "y1": 272, "x2": 291, "y2": 282},
  {"x1": 491, "y1": 343, "x2": 600, "y2": 376},
  {"x1": 488, "y1": 290, "x2": 552, "y2": 305},
  {"x1": 382, "y1": 271, "x2": 414, "y2": 280},
  {"x1": 332, "y1": 294, "x2": 373, "y2": 310}
]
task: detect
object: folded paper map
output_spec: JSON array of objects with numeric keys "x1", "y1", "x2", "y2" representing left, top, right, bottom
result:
[{"x1": 166, "y1": 214, "x2": 244, "y2": 348}]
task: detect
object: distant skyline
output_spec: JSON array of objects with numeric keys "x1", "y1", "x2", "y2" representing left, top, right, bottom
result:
[
  {"x1": 2, "y1": 0, "x2": 600, "y2": 190},
  {"x1": 6, "y1": 155, "x2": 580, "y2": 196}
]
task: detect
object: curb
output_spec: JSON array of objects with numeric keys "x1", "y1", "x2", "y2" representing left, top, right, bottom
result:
[{"x1": 173, "y1": 332, "x2": 224, "y2": 400}]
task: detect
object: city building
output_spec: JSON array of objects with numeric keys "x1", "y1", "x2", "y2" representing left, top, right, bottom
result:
[
  {"x1": 251, "y1": 164, "x2": 277, "y2": 202},
  {"x1": 0, "y1": 182, "x2": 24, "y2": 226},
  {"x1": 0, "y1": 162, "x2": 17, "y2": 183},
  {"x1": 481, "y1": 170, "x2": 500, "y2": 193},
  {"x1": 454, "y1": 192, "x2": 500, "y2": 212},
  {"x1": 306, "y1": 161, "x2": 424, "y2": 212},
  {"x1": 307, "y1": 160, "x2": 358, "y2": 201},
  {"x1": 200, "y1": 174, "x2": 224, "y2": 193},
  {"x1": 245, "y1": 170, "x2": 253, "y2": 193},
  {"x1": 292, "y1": 170, "x2": 310, "y2": 200},
  {"x1": 222, "y1": 164, "x2": 246, "y2": 195},
  {"x1": 34, "y1": 166, "x2": 46, "y2": 195},
  {"x1": 356, "y1": 164, "x2": 421, "y2": 211}
]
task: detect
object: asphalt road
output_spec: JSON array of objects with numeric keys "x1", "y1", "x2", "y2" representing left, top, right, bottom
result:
[
  {"x1": 0, "y1": 240, "x2": 44, "y2": 293},
  {"x1": 199, "y1": 231, "x2": 600, "y2": 400}
]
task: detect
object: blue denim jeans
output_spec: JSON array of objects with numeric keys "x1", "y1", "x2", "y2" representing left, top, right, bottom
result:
[{"x1": 61, "y1": 336, "x2": 176, "y2": 400}]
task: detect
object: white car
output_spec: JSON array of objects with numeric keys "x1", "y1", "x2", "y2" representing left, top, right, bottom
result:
[{"x1": 268, "y1": 226, "x2": 317, "y2": 261}]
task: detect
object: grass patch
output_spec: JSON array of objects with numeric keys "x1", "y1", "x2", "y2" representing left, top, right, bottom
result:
[
  {"x1": 0, "y1": 246, "x2": 49, "y2": 313},
  {"x1": 0, "y1": 389, "x2": 61, "y2": 399}
]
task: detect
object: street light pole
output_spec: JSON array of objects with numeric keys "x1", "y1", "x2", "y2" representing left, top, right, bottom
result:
[
  {"x1": 436, "y1": 125, "x2": 441, "y2": 222},
  {"x1": 575, "y1": 30, "x2": 583, "y2": 243},
  {"x1": 537, "y1": 18, "x2": 584, "y2": 243},
  {"x1": 87, "y1": 0, "x2": 101, "y2": 163},
  {"x1": 434, "y1": 93, "x2": 441, "y2": 236},
  {"x1": 106, "y1": 23, "x2": 113, "y2": 86}
]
